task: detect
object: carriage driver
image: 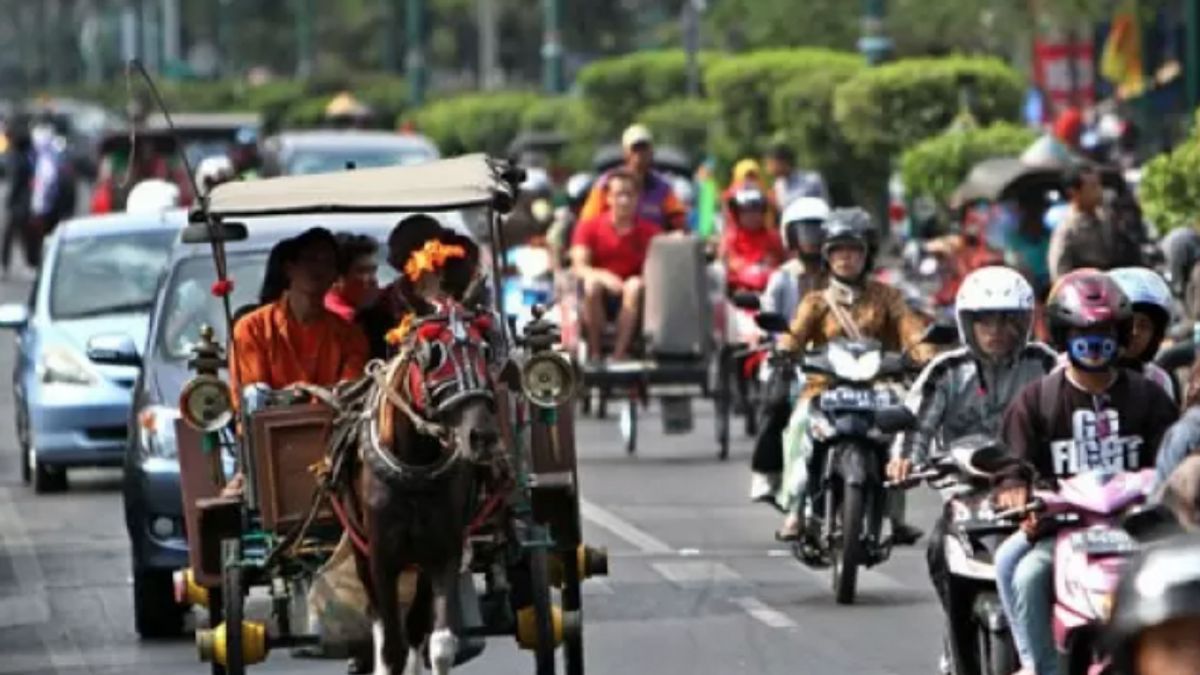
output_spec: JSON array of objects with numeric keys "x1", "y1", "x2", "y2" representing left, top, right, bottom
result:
[
  {"x1": 570, "y1": 169, "x2": 663, "y2": 363},
  {"x1": 222, "y1": 227, "x2": 370, "y2": 497}
]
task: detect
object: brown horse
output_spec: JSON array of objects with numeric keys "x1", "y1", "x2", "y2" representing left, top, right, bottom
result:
[{"x1": 351, "y1": 303, "x2": 505, "y2": 675}]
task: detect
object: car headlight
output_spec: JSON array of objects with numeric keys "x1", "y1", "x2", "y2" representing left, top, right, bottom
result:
[
  {"x1": 827, "y1": 344, "x2": 881, "y2": 382},
  {"x1": 38, "y1": 346, "x2": 97, "y2": 386},
  {"x1": 138, "y1": 405, "x2": 181, "y2": 458}
]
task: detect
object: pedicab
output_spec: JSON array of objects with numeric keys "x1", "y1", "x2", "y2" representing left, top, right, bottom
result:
[
  {"x1": 171, "y1": 153, "x2": 607, "y2": 675},
  {"x1": 560, "y1": 232, "x2": 735, "y2": 460}
]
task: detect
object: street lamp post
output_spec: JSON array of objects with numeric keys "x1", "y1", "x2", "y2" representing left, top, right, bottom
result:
[
  {"x1": 682, "y1": 0, "x2": 706, "y2": 98},
  {"x1": 541, "y1": 0, "x2": 565, "y2": 94},
  {"x1": 1188, "y1": 0, "x2": 1200, "y2": 111},
  {"x1": 406, "y1": 0, "x2": 427, "y2": 106},
  {"x1": 295, "y1": 0, "x2": 315, "y2": 78},
  {"x1": 858, "y1": 0, "x2": 892, "y2": 66}
]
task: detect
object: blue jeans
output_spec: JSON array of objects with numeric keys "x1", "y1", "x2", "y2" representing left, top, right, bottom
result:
[
  {"x1": 1002, "y1": 536, "x2": 1057, "y2": 675},
  {"x1": 995, "y1": 532, "x2": 1034, "y2": 668}
]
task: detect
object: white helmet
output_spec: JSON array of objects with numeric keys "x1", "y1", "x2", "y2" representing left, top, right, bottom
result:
[
  {"x1": 781, "y1": 197, "x2": 830, "y2": 226},
  {"x1": 125, "y1": 179, "x2": 181, "y2": 214},
  {"x1": 781, "y1": 197, "x2": 830, "y2": 255},
  {"x1": 955, "y1": 266, "x2": 1036, "y2": 359},
  {"x1": 1107, "y1": 267, "x2": 1173, "y2": 362}
]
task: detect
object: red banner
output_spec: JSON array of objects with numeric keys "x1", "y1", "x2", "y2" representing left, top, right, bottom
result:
[{"x1": 1033, "y1": 39, "x2": 1095, "y2": 109}]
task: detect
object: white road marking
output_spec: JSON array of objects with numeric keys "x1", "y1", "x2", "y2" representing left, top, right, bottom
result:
[
  {"x1": 579, "y1": 497, "x2": 672, "y2": 554},
  {"x1": 651, "y1": 561, "x2": 744, "y2": 588},
  {"x1": 0, "y1": 486, "x2": 86, "y2": 669},
  {"x1": 731, "y1": 596, "x2": 799, "y2": 629},
  {"x1": 0, "y1": 592, "x2": 49, "y2": 628}
]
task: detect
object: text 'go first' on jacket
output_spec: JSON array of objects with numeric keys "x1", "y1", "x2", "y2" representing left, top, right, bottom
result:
[{"x1": 892, "y1": 342, "x2": 1059, "y2": 464}]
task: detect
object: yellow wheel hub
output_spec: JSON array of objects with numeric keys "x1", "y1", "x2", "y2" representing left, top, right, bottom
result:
[
  {"x1": 196, "y1": 620, "x2": 268, "y2": 666},
  {"x1": 515, "y1": 604, "x2": 563, "y2": 650}
]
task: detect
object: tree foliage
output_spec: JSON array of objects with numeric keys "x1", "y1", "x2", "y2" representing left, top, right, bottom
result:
[
  {"x1": 899, "y1": 123, "x2": 1037, "y2": 206},
  {"x1": 1139, "y1": 112, "x2": 1200, "y2": 234}
]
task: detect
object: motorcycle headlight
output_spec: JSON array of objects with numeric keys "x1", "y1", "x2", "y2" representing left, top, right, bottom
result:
[
  {"x1": 38, "y1": 346, "x2": 97, "y2": 386},
  {"x1": 138, "y1": 405, "x2": 181, "y2": 458},
  {"x1": 827, "y1": 344, "x2": 881, "y2": 382}
]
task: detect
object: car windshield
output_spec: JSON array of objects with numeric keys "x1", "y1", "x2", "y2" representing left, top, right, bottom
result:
[
  {"x1": 49, "y1": 230, "x2": 176, "y2": 320},
  {"x1": 286, "y1": 147, "x2": 436, "y2": 175},
  {"x1": 158, "y1": 247, "x2": 399, "y2": 360}
]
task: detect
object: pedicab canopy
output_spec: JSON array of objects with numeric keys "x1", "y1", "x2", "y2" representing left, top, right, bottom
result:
[{"x1": 203, "y1": 153, "x2": 520, "y2": 218}]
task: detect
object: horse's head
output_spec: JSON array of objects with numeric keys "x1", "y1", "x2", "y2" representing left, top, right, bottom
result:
[{"x1": 399, "y1": 305, "x2": 500, "y2": 465}]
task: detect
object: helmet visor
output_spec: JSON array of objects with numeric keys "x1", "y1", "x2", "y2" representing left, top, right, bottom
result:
[{"x1": 961, "y1": 310, "x2": 1031, "y2": 358}]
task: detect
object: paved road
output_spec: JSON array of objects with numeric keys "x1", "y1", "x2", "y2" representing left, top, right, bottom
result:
[{"x1": 0, "y1": 271, "x2": 946, "y2": 675}]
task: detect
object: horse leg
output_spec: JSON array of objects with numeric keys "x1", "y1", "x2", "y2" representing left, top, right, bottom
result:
[
  {"x1": 427, "y1": 563, "x2": 461, "y2": 675},
  {"x1": 401, "y1": 573, "x2": 431, "y2": 675},
  {"x1": 370, "y1": 554, "x2": 407, "y2": 675}
]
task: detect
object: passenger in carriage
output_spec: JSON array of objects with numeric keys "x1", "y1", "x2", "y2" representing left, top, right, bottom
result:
[
  {"x1": 570, "y1": 170, "x2": 663, "y2": 363},
  {"x1": 229, "y1": 226, "x2": 369, "y2": 397}
]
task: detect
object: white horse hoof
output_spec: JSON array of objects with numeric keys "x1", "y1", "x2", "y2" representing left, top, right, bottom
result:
[
  {"x1": 428, "y1": 628, "x2": 458, "y2": 674},
  {"x1": 402, "y1": 647, "x2": 425, "y2": 675},
  {"x1": 372, "y1": 621, "x2": 390, "y2": 675}
]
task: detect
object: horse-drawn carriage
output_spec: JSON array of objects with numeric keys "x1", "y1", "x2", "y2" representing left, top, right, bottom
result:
[{"x1": 170, "y1": 154, "x2": 607, "y2": 674}]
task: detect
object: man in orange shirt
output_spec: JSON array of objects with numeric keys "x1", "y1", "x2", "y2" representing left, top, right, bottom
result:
[
  {"x1": 579, "y1": 124, "x2": 687, "y2": 231},
  {"x1": 231, "y1": 226, "x2": 369, "y2": 396}
]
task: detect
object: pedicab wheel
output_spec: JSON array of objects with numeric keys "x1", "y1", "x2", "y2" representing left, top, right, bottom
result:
[
  {"x1": 529, "y1": 548, "x2": 558, "y2": 675},
  {"x1": 619, "y1": 399, "x2": 637, "y2": 455},
  {"x1": 831, "y1": 484, "x2": 863, "y2": 605},
  {"x1": 221, "y1": 538, "x2": 246, "y2": 675},
  {"x1": 976, "y1": 623, "x2": 1016, "y2": 675},
  {"x1": 713, "y1": 349, "x2": 731, "y2": 461},
  {"x1": 561, "y1": 549, "x2": 585, "y2": 675}
]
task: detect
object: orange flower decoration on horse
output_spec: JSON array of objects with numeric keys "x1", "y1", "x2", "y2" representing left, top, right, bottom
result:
[
  {"x1": 384, "y1": 313, "x2": 415, "y2": 346},
  {"x1": 403, "y1": 240, "x2": 467, "y2": 283}
]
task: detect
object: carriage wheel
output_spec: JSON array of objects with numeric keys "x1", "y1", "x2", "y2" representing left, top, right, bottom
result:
[
  {"x1": 713, "y1": 350, "x2": 731, "y2": 461},
  {"x1": 221, "y1": 538, "x2": 246, "y2": 675},
  {"x1": 619, "y1": 399, "x2": 637, "y2": 455},
  {"x1": 529, "y1": 548, "x2": 558, "y2": 675},
  {"x1": 561, "y1": 549, "x2": 585, "y2": 675},
  {"x1": 208, "y1": 591, "x2": 227, "y2": 675}
]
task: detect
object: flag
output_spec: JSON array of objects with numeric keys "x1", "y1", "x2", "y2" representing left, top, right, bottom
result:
[{"x1": 1101, "y1": 0, "x2": 1145, "y2": 99}]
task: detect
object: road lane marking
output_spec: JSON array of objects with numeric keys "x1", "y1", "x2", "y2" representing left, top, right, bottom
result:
[
  {"x1": 0, "y1": 486, "x2": 86, "y2": 669},
  {"x1": 731, "y1": 596, "x2": 799, "y2": 629},
  {"x1": 651, "y1": 561, "x2": 745, "y2": 588},
  {"x1": 579, "y1": 498, "x2": 672, "y2": 554},
  {"x1": 0, "y1": 592, "x2": 49, "y2": 628}
]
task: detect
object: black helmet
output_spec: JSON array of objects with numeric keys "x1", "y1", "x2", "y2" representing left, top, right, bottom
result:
[
  {"x1": 1107, "y1": 536, "x2": 1200, "y2": 674},
  {"x1": 821, "y1": 208, "x2": 875, "y2": 281},
  {"x1": 728, "y1": 186, "x2": 768, "y2": 212}
]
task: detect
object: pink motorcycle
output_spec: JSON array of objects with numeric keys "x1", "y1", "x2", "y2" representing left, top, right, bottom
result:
[{"x1": 1010, "y1": 469, "x2": 1157, "y2": 675}]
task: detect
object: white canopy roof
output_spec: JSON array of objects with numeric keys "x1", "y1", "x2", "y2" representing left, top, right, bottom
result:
[{"x1": 206, "y1": 153, "x2": 512, "y2": 217}]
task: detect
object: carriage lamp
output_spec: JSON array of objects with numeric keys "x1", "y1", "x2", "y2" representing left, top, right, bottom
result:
[
  {"x1": 520, "y1": 352, "x2": 576, "y2": 409},
  {"x1": 179, "y1": 375, "x2": 234, "y2": 433}
]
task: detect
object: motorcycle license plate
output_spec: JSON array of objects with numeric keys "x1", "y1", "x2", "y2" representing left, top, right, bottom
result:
[
  {"x1": 1073, "y1": 529, "x2": 1138, "y2": 556},
  {"x1": 819, "y1": 388, "x2": 877, "y2": 411}
]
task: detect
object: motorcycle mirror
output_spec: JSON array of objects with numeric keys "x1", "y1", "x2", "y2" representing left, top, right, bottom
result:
[
  {"x1": 921, "y1": 322, "x2": 959, "y2": 346},
  {"x1": 755, "y1": 312, "x2": 789, "y2": 334},
  {"x1": 875, "y1": 406, "x2": 917, "y2": 434},
  {"x1": 732, "y1": 292, "x2": 761, "y2": 311},
  {"x1": 1121, "y1": 503, "x2": 1179, "y2": 541}
]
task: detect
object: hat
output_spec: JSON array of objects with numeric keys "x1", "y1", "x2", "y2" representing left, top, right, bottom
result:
[{"x1": 621, "y1": 124, "x2": 653, "y2": 150}]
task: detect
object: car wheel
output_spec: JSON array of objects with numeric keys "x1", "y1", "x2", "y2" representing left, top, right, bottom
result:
[
  {"x1": 31, "y1": 453, "x2": 68, "y2": 494},
  {"x1": 17, "y1": 410, "x2": 30, "y2": 485},
  {"x1": 133, "y1": 568, "x2": 186, "y2": 639}
]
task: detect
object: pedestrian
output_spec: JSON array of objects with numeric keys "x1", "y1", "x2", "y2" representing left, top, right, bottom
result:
[
  {"x1": 3, "y1": 123, "x2": 36, "y2": 276},
  {"x1": 1046, "y1": 165, "x2": 1143, "y2": 280},
  {"x1": 764, "y1": 141, "x2": 828, "y2": 208}
]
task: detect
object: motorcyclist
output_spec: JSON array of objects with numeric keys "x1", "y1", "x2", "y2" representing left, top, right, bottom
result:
[
  {"x1": 774, "y1": 207, "x2": 935, "y2": 541},
  {"x1": 994, "y1": 269, "x2": 1179, "y2": 675},
  {"x1": 885, "y1": 266, "x2": 1057, "y2": 673},
  {"x1": 720, "y1": 185, "x2": 784, "y2": 293},
  {"x1": 749, "y1": 197, "x2": 829, "y2": 504},
  {"x1": 1105, "y1": 536, "x2": 1200, "y2": 675},
  {"x1": 1107, "y1": 267, "x2": 1178, "y2": 401}
]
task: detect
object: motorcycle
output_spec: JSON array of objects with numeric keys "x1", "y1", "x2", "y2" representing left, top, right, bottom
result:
[
  {"x1": 889, "y1": 436, "x2": 1022, "y2": 675},
  {"x1": 995, "y1": 469, "x2": 1165, "y2": 675},
  {"x1": 793, "y1": 323, "x2": 955, "y2": 604}
]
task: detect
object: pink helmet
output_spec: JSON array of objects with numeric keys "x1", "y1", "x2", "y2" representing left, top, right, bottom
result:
[{"x1": 1046, "y1": 268, "x2": 1132, "y2": 350}]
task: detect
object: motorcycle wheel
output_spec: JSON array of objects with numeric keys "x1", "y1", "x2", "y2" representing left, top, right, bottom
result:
[
  {"x1": 978, "y1": 627, "x2": 1017, "y2": 675},
  {"x1": 831, "y1": 484, "x2": 863, "y2": 605}
]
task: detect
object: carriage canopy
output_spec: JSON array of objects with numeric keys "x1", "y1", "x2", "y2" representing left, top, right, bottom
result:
[{"x1": 205, "y1": 153, "x2": 518, "y2": 218}]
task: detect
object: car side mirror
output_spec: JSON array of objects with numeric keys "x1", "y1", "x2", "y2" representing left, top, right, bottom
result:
[
  {"x1": 755, "y1": 312, "x2": 789, "y2": 334},
  {"x1": 0, "y1": 303, "x2": 30, "y2": 330},
  {"x1": 732, "y1": 292, "x2": 761, "y2": 311},
  {"x1": 86, "y1": 333, "x2": 141, "y2": 367},
  {"x1": 875, "y1": 406, "x2": 917, "y2": 434}
]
